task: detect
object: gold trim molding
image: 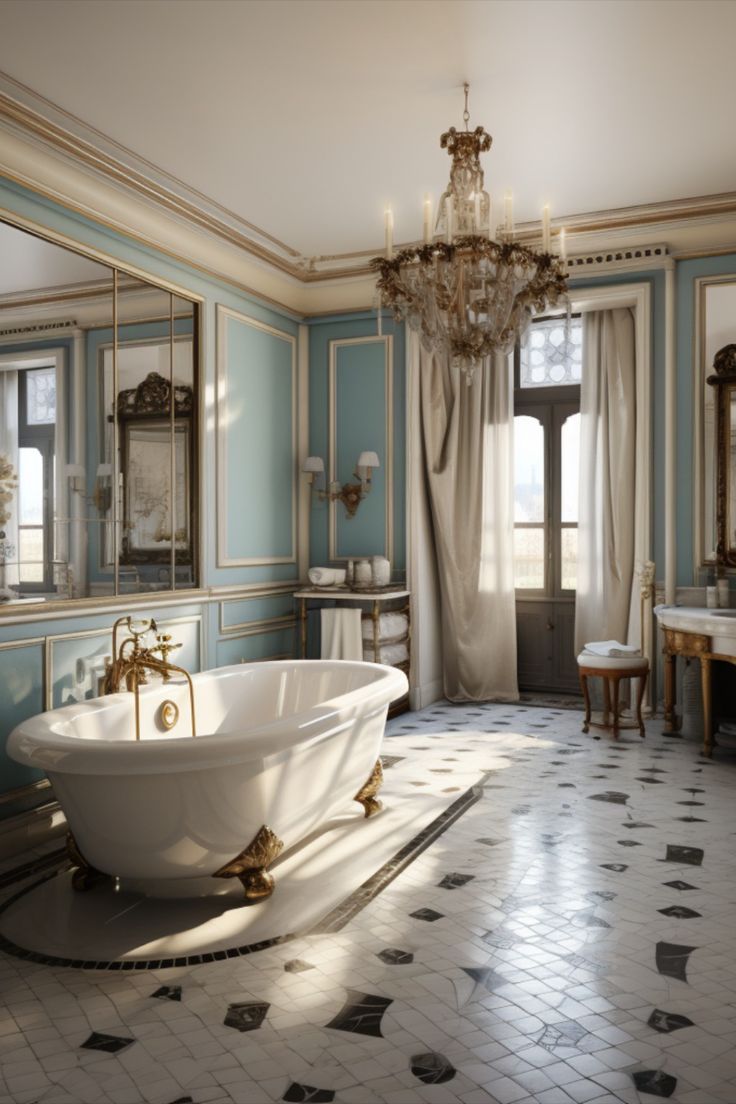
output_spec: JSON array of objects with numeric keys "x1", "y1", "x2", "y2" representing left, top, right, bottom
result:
[{"x1": 4, "y1": 72, "x2": 736, "y2": 290}]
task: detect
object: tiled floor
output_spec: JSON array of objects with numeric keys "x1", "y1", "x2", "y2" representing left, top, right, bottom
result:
[{"x1": 1, "y1": 699, "x2": 735, "y2": 1104}]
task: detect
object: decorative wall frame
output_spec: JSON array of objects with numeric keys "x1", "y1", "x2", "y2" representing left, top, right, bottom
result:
[
  {"x1": 215, "y1": 306, "x2": 298, "y2": 566},
  {"x1": 328, "y1": 335, "x2": 393, "y2": 563}
]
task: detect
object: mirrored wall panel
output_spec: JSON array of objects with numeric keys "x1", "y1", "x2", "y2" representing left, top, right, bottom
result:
[
  {"x1": 700, "y1": 279, "x2": 736, "y2": 564},
  {"x1": 0, "y1": 220, "x2": 199, "y2": 606}
]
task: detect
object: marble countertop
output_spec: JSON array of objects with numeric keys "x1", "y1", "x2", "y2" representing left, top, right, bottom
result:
[{"x1": 654, "y1": 605, "x2": 736, "y2": 653}]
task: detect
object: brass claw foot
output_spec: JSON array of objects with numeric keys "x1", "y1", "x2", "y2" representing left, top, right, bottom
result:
[
  {"x1": 353, "y1": 758, "x2": 384, "y2": 818},
  {"x1": 66, "y1": 832, "x2": 108, "y2": 891},
  {"x1": 213, "y1": 825, "x2": 284, "y2": 902}
]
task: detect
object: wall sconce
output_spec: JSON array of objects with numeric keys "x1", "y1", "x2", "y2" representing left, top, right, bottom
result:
[
  {"x1": 67, "y1": 463, "x2": 113, "y2": 513},
  {"x1": 302, "y1": 451, "x2": 380, "y2": 518}
]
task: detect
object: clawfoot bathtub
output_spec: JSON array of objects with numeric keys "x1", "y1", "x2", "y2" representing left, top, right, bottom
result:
[{"x1": 8, "y1": 660, "x2": 408, "y2": 900}]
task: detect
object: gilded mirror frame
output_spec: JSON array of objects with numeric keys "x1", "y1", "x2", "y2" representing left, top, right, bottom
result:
[
  {"x1": 707, "y1": 345, "x2": 736, "y2": 567},
  {"x1": 693, "y1": 274, "x2": 736, "y2": 572},
  {"x1": 0, "y1": 209, "x2": 203, "y2": 615}
]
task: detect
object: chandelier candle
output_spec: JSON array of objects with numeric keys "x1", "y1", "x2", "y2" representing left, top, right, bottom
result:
[
  {"x1": 370, "y1": 83, "x2": 568, "y2": 386},
  {"x1": 504, "y1": 191, "x2": 514, "y2": 237},
  {"x1": 423, "y1": 194, "x2": 432, "y2": 244},
  {"x1": 559, "y1": 227, "x2": 567, "y2": 259},
  {"x1": 384, "y1": 207, "x2": 393, "y2": 259},
  {"x1": 542, "y1": 204, "x2": 551, "y2": 252}
]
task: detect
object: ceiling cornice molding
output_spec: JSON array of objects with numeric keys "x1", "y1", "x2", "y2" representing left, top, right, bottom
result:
[
  {"x1": 0, "y1": 71, "x2": 310, "y2": 279},
  {"x1": 2, "y1": 70, "x2": 736, "y2": 300}
]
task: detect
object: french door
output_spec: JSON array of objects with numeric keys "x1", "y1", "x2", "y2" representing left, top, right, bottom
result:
[{"x1": 514, "y1": 392, "x2": 581, "y2": 692}]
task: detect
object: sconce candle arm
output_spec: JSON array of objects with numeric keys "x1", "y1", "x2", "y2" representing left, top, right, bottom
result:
[{"x1": 302, "y1": 451, "x2": 380, "y2": 518}]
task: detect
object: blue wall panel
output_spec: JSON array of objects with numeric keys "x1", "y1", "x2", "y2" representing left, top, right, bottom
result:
[
  {"x1": 309, "y1": 315, "x2": 405, "y2": 576},
  {"x1": 0, "y1": 642, "x2": 45, "y2": 793},
  {"x1": 218, "y1": 313, "x2": 295, "y2": 565},
  {"x1": 334, "y1": 338, "x2": 388, "y2": 559}
]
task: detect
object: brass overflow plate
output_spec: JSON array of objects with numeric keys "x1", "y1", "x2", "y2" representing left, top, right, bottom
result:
[{"x1": 160, "y1": 700, "x2": 179, "y2": 730}]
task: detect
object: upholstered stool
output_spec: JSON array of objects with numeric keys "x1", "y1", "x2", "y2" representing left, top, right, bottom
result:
[{"x1": 577, "y1": 652, "x2": 649, "y2": 740}]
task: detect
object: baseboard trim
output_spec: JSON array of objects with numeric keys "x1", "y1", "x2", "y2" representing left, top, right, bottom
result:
[
  {"x1": 0, "y1": 800, "x2": 66, "y2": 861},
  {"x1": 409, "y1": 678, "x2": 444, "y2": 711}
]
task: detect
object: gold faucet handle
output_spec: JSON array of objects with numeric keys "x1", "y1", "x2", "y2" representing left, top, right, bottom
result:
[{"x1": 152, "y1": 633, "x2": 182, "y2": 663}]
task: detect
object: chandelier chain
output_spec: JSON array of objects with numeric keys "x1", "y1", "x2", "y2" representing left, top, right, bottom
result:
[{"x1": 463, "y1": 81, "x2": 470, "y2": 130}]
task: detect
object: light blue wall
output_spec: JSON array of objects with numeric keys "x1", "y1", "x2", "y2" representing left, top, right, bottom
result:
[{"x1": 308, "y1": 314, "x2": 406, "y2": 575}]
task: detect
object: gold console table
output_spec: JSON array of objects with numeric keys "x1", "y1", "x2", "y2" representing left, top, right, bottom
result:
[{"x1": 656, "y1": 606, "x2": 736, "y2": 757}]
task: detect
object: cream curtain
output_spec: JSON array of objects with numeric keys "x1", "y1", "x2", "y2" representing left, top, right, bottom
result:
[
  {"x1": 575, "y1": 307, "x2": 637, "y2": 653},
  {"x1": 0, "y1": 369, "x2": 19, "y2": 595},
  {"x1": 416, "y1": 334, "x2": 518, "y2": 701}
]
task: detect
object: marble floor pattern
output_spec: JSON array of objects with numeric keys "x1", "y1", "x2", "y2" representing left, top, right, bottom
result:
[{"x1": 1, "y1": 700, "x2": 735, "y2": 1104}]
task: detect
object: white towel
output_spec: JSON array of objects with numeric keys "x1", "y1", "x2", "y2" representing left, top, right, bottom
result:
[
  {"x1": 361, "y1": 612, "x2": 409, "y2": 642},
  {"x1": 320, "y1": 607, "x2": 363, "y2": 660},
  {"x1": 582, "y1": 639, "x2": 642, "y2": 659},
  {"x1": 363, "y1": 641, "x2": 409, "y2": 665}
]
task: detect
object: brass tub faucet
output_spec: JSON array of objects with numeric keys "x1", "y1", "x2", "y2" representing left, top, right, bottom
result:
[{"x1": 103, "y1": 616, "x2": 197, "y2": 741}]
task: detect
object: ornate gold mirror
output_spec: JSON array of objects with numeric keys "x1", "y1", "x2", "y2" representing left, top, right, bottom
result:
[{"x1": 708, "y1": 345, "x2": 736, "y2": 567}]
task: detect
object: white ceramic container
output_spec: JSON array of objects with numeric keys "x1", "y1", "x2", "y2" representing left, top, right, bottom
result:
[
  {"x1": 354, "y1": 558, "x2": 372, "y2": 586},
  {"x1": 372, "y1": 556, "x2": 391, "y2": 586},
  {"x1": 8, "y1": 660, "x2": 408, "y2": 897}
]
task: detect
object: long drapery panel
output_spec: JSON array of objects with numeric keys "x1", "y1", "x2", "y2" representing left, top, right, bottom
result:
[
  {"x1": 416, "y1": 334, "x2": 518, "y2": 701},
  {"x1": 575, "y1": 307, "x2": 637, "y2": 654}
]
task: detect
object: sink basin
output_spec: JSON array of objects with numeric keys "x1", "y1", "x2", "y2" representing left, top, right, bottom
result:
[{"x1": 712, "y1": 609, "x2": 736, "y2": 617}]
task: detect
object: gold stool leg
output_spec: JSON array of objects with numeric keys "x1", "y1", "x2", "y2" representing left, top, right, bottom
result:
[
  {"x1": 635, "y1": 669, "x2": 648, "y2": 738},
  {"x1": 610, "y1": 676, "x2": 620, "y2": 740},
  {"x1": 602, "y1": 676, "x2": 612, "y2": 727},
  {"x1": 580, "y1": 671, "x2": 591, "y2": 734}
]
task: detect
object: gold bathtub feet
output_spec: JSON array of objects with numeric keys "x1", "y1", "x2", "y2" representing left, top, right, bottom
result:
[
  {"x1": 66, "y1": 832, "x2": 108, "y2": 891},
  {"x1": 353, "y1": 758, "x2": 384, "y2": 818},
  {"x1": 213, "y1": 825, "x2": 284, "y2": 902}
]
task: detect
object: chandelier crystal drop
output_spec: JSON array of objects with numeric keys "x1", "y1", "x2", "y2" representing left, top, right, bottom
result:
[{"x1": 371, "y1": 84, "x2": 569, "y2": 385}]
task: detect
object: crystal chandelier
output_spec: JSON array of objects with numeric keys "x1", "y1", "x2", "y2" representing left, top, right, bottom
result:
[{"x1": 371, "y1": 84, "x2": 568, "y2": 385}]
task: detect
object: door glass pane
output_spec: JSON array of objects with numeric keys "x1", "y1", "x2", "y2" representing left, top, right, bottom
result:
[
  {"x1": 561, "y1": 412, "x2": 580, "y2": 523},
  {"x1": 514, "y1": 415, "x2": 544, "y2": 522},
  {"x1": 520, "y1": 316, "x2": 583, "y2": 388},
  {"x1": 561, "y1": 527, "x2": 578, "y2": 590},
  {"x1": 514, "y1": 527, "x2": 545, "y2": 589},
  {"x1": 18, "y1": 447, "x2": 43, "y2": 525},
  {"x1": 19, "y1": 528, "x2": 43, "y2": 581}
]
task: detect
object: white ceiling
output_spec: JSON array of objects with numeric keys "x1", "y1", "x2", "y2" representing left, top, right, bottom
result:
[{"x1": 1, "y1": 0, "x2": 736, "y2": 259}]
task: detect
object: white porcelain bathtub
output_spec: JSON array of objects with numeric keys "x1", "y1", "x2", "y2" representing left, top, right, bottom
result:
[{"x1": 8, "y1": 660, "x2": 408, "y2": 897}]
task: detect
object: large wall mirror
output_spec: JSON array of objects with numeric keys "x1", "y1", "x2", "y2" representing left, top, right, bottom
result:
[
  {"x1": 0, "y1": 220, "x2": 199, "y2": 606},
  {"x1": 698, "y1": 278, "x2": 736, "y2": 568}
]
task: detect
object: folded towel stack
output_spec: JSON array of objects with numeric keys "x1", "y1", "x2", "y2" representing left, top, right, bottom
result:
[
  {"x1": 361, "y1": 611, "x2": 409, "y2": 644},
  {"x1": 582, "y1": 639, "x2": 642, "y2": 659},
  {"x1": 363, "y1": 641, "x2": 409, "y2": 665}
]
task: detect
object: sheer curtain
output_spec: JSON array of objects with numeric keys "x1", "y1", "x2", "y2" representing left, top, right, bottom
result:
[
  {"x1": 575, "y1": 307, "x2": 637, "y2": 652},
  {"x1": 0, "y1": 369, "x2": 19, "y2": 595},
  {"x1": 414, "y1": 332, "x2": 518, "y2": 701}
]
